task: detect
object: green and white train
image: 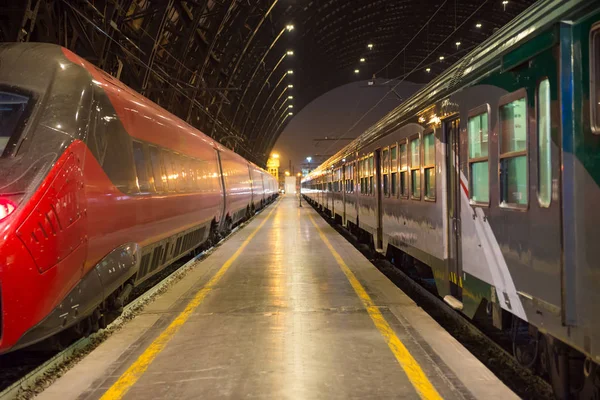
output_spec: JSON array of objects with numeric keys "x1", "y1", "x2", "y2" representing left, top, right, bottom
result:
[{"x1": 302, "y1": 0, "x2": 600, "y2": 397}]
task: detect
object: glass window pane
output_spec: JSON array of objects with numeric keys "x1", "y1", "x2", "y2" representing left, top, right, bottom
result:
[
  {"x1": 369, "y1": 176, "x2": 374, "y2": 194},
  {"x1": 391, "y1": 146, "x2": 397, "y2": 162},
  {"x1": 468, "y1": 112, "x2": 489, "y2": 158},
  {"x1": 424, "y1": 133, "x2": 435, "y2": 166},
  {"x1": 400, "y1": 171, "x2": 408, "y2": 197},
  {"x1": 538, "y1": 79, "x2": 552, "y2": 207},
  {"x1": 400, "y1": 143, "x2": 408, "y2": 170},
  {"x1": 425, "y1": 168, "x2": 435, "y2": 199},
  {"x1": 501, "y1": 156, "x2": 527, "y2": 205},
  {"x1": 593, "y1": 29, "x2": 600, "y2": 130},
  {"x1": 382, "y1": 149, "x2": 389, "y2": 172},
  {"x1": 0, "y1": 91, "x2": 30, "y2": 156},
  {"x1": 391, "y1": 172, "x2": 397, "y2": 196},
  {"x1": 411, "y1": 170, "x2": 421, "y2": 198},
  {"x1": 369, "y1": 156, "x2": 374, "y2": 175},
  {"x1": 132, "y1": 142, "x2": 150, "y2": 192},
  {"x1": 500, "y1": 97, "x2": 527, "y2": 154},
  {"x1": 410, "y1": 138, "x2": 420, "y2": 167},
  {"x1": 383, "y1": 174, "x2": 389, "y2": 196},
  {"x1": 149, "y1": 146, "x2": 163, "y2": 191},
  {"x1": 470, "y1": 161, "x2": 489, "y2": 203}
]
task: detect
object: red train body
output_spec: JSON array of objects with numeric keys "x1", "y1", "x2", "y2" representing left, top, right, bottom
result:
[{"x1": 0, "y1": 43, "x2": 277, "y2": 353}]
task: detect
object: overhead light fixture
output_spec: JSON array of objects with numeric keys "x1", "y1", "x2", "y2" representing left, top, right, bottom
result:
[
  {"x1": 360, "y1": 58, "x2": 366, "y2": 63},
  {"x1": 502, "y1": 0, "x2": 508, "y2": 10},
  {"x1": 287, "y1": 50, "x2": 294, "y2": 56},
  {"x1": 286, "y1": 24, "x2": 295, "y2": 31},
  {"x1": 287, "y1": 70, "x2": 294, "y2": 74},
  {"x1": 306, "y1": 157, "x2": 312, "y2": 162},
  {"x1": 367, "y1": 43, "x2": 374, "y2": 50},
  {"x1": 476, "y1": 23, "x2": 482, "y2": 28},
  {"x1": 289, "y1": 112, "x2": 294, "y2": 116},
  {"x1": 455, "y1": 41, "x2": 461, "y2": 47},
  {"x1": 288, "y1": 84, "x2": 294, "y2": 88},
  {"x1": 288, "y1": 96, "x2": 293, "y2": 99},
  {"x1": 426, "y1": 67, "x2": 431, "y2": 73},
  {"x1": 354, "y1": 69, "x2": 360, "y2": 74},
  {"x1": 439, "y1": 56, "x2": 445, "y2": 60},
  {"x1": 288, "y1": 105, "x2": 294, "y2": 108}
]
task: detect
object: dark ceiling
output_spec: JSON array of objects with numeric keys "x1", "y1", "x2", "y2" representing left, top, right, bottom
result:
[{"x1": 0, "y1": 0, "x2": 535, "y2": 166}]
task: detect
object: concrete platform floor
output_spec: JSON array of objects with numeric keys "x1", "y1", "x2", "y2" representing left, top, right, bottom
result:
[{"x1": 37, "y1": 196, "x2": 517, "y2": 400}]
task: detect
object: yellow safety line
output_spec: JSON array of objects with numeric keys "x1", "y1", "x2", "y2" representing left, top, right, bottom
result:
[
  {"x1": 307, "y1": 213, "x2": 443, "y2": 400},
  {"x1": 101, "y1": 200, "x2": 280, "y2": 400}
]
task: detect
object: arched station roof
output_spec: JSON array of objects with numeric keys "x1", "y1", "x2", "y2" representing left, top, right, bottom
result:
[{"x1": 0, "y1": 0, "x2": 534, "y2": 165}]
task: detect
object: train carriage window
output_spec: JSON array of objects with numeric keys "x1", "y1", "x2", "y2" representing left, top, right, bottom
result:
[
  {"x1": 391, "y1": 145, "x2": 398, "y2": 197},
  {"x1": 592, "y1": 25, "x2": 600, "y2": 133},
  {"x1": 148, "y1": 146, "x2": 164, "y2": 192},
  {"x1": 499, "y1": 92, "x2": 528, "y2": 207},
  {"x1": 162, "y1": 150, "x2": 175, "y2": 191},
  {"x1": 410, "y1": 136, "x2": 421, "y2": 199},
  {"x1": 132, "y1": 141, "x2": 151, "y2": 193},
  {"x1": 423, "y1": 132, "x2": 435, "y2": 200},
  {"x1": 399, "y1": 141, "x2": 408, "y2": 198},
  {"x1": 0, "y1": 91, "x2": 31, "y2": 157},
  {"x1": 369, "y1": 155, "x2": 374, "y2": 195},
  {"x1": 382, "y1": 148, "x2": 390, "y2": 197},
  {"x1": 468, "y1": 106, "x2": 490, "y2": 205},
  {"x1": 538, "y1": 79, "x2": 552, "y2": 207}
]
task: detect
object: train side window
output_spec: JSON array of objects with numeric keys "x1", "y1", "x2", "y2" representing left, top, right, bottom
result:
[
  {"x1": 410, "y1": 136, "x2": 421, "y2": 199},
  {"x1": 537, "y1": 79, "x2": 552, "y2": 207},
  {"x1": 369, "y1": 155, "x2": 374, "y2": 195},
  {"x1": 382, "y1": 148, "x2": 390, "y2": 197},
  {"x1": 592, "y1": 25, "x2": 600, "y2": 133},
  {"x1": 499, "y1": 91, "x2": 528, "y2": 208},
  {"x1": 360, "y1": 159, "x2": 366, "y2": 195},
  {"x1": 148, "y1": 146, "x2": 163, "y2": 192},
  {"x1": 468, "y1": 106, "x2": 490, "y2": 205},
  {"x1": 162, "y1": 150, "x2": 175, "y2": 191},
  {"x1": 390, "y1": 145, "x2": 398, "y2": 197},
  {"x1": 423, "y1": 132, "x2": 435, "y2": 201},
  {"x1": 399, "y1": 141, "x2": 408, "y2": 198},
  {"x1": 132, "y1": 141, "x2": 151, "y2": 193}
]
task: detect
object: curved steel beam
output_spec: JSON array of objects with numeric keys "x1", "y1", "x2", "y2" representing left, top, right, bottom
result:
[
  {"x1": 231, "y1": 26, "x2": 288, "y2": 125},
  {"x1": 211, "y1": 0, "x2": 280, "y2": 135},
  {"x1": 240, "y1": 52, "x2": 287, "y2": 135}
]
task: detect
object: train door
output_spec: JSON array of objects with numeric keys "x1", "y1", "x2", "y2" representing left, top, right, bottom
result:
[
  {"x1": 445, "y1": 117, "x2": 463, "y2": 304},
  {"x1": 374, "y1": 149, "x2": 383, "y2": 250}
]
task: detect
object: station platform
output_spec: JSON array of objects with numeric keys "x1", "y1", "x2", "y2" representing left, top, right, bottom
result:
[{"x1": 37, "y1": 196, "x2": 516, "y2": 400}]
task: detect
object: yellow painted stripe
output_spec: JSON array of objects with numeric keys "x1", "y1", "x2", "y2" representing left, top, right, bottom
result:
[
  {"x1": 307, "y1": 213, "x2": 443, "y2": 400},
  {"x1": 101, "y1": 201, "x2": 280, "y2": 400}
]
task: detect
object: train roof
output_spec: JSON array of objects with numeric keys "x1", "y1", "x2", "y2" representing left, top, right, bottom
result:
[{"x1": 304, "y1": 0, "x2": 595, "y2": 181}]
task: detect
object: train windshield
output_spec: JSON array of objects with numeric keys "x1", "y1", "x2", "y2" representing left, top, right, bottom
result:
[{"x1": 0, "y1": 91, "x2": 30, "y2": 157}]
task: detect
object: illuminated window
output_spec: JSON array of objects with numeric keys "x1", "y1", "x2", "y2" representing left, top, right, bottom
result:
[
  {"x1": 499, "y1": 93, "x2": 528, "y2": 207},
  {"x1": 410, "y1": 136, "x2": 421, "y2": 199},
  {"x1": 468, "y1": 107, "x2": 490, "y2": 204},
  {"x1": 382, "y1": 148, "x2": 390, "y2": 197},
  {"x1": 423, "y1": 133, "x2": 435, "y2": 200},
  {"x1": 399, "y1": 141, "x2": 408, "y2": 198},
  {"x1": 592, "y1": 25, "x2": 600, "y2": 133},
  {"x1": 390, "y1": 145, "x2": 398, "y2": 196},
  {"x1": 538, "y1": 79, "x2": 552, "y2": 207},
  {"x1": 132, "y1": 141, "x2": 150, "y2": 192}
]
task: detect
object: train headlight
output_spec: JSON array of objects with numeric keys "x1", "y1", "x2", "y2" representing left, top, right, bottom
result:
[{"x1": 0, "y1": 198, "x2": 16, "y2": 222}]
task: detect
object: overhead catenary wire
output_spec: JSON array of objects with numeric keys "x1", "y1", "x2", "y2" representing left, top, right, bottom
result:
[
  {"x1": 60, "y1": 0, "x2": 263, "y2": 164},
  {"x1": 321, "y1": 0, "x2": 490, "y2": 157}
]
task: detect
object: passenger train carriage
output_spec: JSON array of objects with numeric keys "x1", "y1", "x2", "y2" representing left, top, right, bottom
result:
[
  {"x1": 0, "y1": 43, "x2": 277, "y2": 354},
  {"x1": 303, "y1": 0, "x2": 600, "y2": 397}
]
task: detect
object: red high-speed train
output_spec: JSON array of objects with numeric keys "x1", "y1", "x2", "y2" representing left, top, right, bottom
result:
[{"x1": 0, "y1": 43, "x2": 277, "y2": 354}]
